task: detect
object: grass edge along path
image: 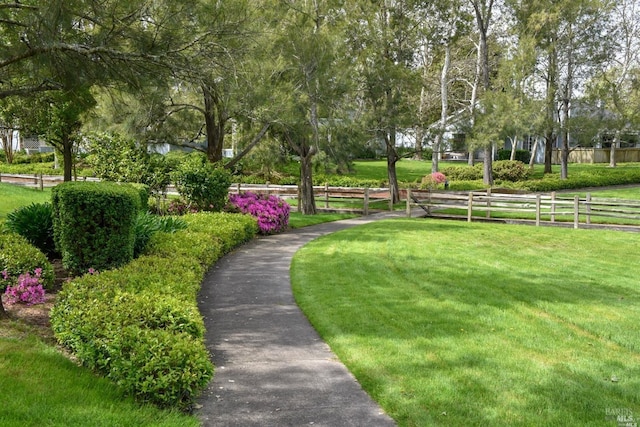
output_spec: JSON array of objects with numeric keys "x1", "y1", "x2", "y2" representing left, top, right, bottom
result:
[
  {"x1": 291, "y1": 219, "x2": 640, "y2": 426},
  {"x1": 0, "y1": 331, "x2": 198, "y2": 427}
]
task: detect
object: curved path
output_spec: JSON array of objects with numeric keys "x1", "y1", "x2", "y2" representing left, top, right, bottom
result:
[{"x1": 196, "y1": 212, "x2": 411, "y2": 426}]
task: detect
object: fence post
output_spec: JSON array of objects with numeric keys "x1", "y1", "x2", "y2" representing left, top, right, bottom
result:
[
  {"x1": 39, "y1": 173, "x2": 44, "y2": 191},
  {"x1": 324, "y1": 182, "x2": 329, "y2": 209},
  {"x1": 363, "y1": 187, "x2": 370, "y2": 216},
  {"x1": 586, "y1": 193, "x2": 592, "y2": 225},
  {"x1": 0, "y1": 173, "x2": 3, "y2": 183},
  {"x1": 536, "y1": 194, "x2": 541, "y2": 226},
  {"x1": 236, "y1": 183, "x2": 241, "y2": 194},
  {"x1": 486, "y1": 188, "x2": 492, "y2": 219},
  {"x1": 406, "y1": 188, "x2": 411, "y2": 217},
  {"x1": 550, "y1": 192, "x2": 556, "y2": 222},
  {"x1": 467, "y1": 192, "x2": 474, "y2": 222},
  {"x1": 34, "y1": 173, "x2": 38, "y2": 188},
  {"x1": 574, "y1": 195, "x2": 580, "y2": 229}
]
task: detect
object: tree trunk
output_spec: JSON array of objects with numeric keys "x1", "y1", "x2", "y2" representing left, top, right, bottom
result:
[
  {"x1": 1, "y1": 128, "x2": 15, "y2": 164},
  {"x1": 203, "y1": 85, "x2": 226, "y2": 163},
  {"x1": 63, "y1": 136, "x2": 73, "y2": 182},
  {"x1": 0, "y1": 300, "x2": 7, "y2": 319},
  {"x1": 544, "y1": 41, "x2": 558, "y2": 175},
  {"x1": 510, "y1": 136, "x2": 517, "y2": 161},
  {"x1": 385, "y1": 131, "x2": 400, "y2": 204},
  {"x1": 544, "y1": 134, "x2": 553, "y2": 173},
  {"x1": 299, "y1": 151, "x2": 316, "y2": 215},
  {"x1": 483, "y1": 146, "x2": 493, "y2": 186},
  {"x1": 432, "y1": 44, "x2": 451, "y2": 174},
  {"x1": 529, "y1": 138, "x2": 539, "y2": 169},
  {"x1": 609, "y1": 130, "x2": 619, "y2": 168}
]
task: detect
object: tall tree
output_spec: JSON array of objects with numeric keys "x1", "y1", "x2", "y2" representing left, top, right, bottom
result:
[
  {"x1": 470, "y1": 0, "x2": 495, "y2": 185},
  {"x1": 586, "y1": 0, "x2": 640, "y2": 167},
  {"x1": 348, "y1": 0, "x2": 421, "y2": 203},
  {"x1": 264, "y1": 0, "x2": 348, "y2": 214},
  {"x1": 22, "y1": 87, "x2": 96, "y2": 181}
]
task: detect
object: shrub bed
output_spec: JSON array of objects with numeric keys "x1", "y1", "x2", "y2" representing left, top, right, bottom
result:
[{"x1": 50, "y1": 212, "x2": 258, "y2": 410}]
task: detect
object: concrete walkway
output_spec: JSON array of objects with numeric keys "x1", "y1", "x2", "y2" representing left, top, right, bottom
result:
[{"x1": 196, "y1": 212, "x2": 410, "y2": 426}]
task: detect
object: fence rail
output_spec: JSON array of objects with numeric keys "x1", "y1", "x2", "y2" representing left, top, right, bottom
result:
[
  {"x1": 0, "y1": 174, "x2": 393, "y2": 214},
  {"x1": 406, "y1": 188, "x2": 640, "y2": 229},
  {"x1": 4, "y1": 173, "x2": 640, "y2": 227}
]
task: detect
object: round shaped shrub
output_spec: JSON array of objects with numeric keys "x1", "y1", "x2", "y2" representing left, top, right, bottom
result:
[
  {"x1": 229, "y1": 192, "x2": 290, "y2": 234},
  {"x1": 0, "y1": 233, "x2": 54, "y2": 290},
  {"x1": 492, "y1": 160, "x2": 530, "y2": 182},
  {"x1": 171, "y1": 154, "x2": 231, "y2": 212}
]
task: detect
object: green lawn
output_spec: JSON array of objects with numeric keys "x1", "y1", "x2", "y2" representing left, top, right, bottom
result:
[
  {"x1": 291, "y1": 219, "x2": 640, "y2": 426},
  {"x1": 0, "y1": 327, "x2": 198, "y2": 427},
  {"x1": 0, "y1": 183, "x2": 51, "y2": 219}
]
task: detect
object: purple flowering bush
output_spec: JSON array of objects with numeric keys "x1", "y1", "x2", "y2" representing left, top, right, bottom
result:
[
  {"x1": 229, "y1": 192, "x2": 290, "y2": 234},
  {"x1": 2, "y1": 268, "x2": 46, "y2": 306}
]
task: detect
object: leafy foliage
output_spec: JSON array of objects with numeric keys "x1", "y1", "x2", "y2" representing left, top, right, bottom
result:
[
  {"x1": 5, "y1": 202, "x2": 58, "y2": 257},
  {"x1": 51, "y1": 212, "x2": 257, "y2": 410},
  {"x1": 52, "y1": 182, "x2": 141, "y2": 274},
  {"x1": 171, "y1": 154, "x2": 231, "y2": 212},
  {"x1": 86, "y1": 133, "x2": 171, "y2": 206},
  {"x1": 492, "y1": 160, "x2": 530, "y2": 182},
  {"x1": 0, "y1": 233, "x2": 54, "y2": 291},
  {"x1": 229, "y1": 192, "x2": 290, "y2": 234},
  {"x1": 133, "y1": 212, "x2": 187, "y2": 258}
]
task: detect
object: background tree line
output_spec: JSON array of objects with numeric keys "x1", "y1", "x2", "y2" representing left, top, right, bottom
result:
[{"x1": 1, "y1": 0, "x2": 640, "y2": 213}]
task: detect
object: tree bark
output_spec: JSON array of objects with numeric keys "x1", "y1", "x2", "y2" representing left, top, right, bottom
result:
[
  {"x1": 529, "y1": 138, "x2": 539, "y2": 169},
  {"x1": 609, "y1": 130, "x2": 619, "y2": 168},
  {"x1": 62, "y1": 136, "x2": 73, "y2": 182},
  {"x1": 0, "y1": 300, "x2": 7, "y2": 319},
  {"x1": 299, "y1": 151, "x2": 317, "y2": 215},
  {"x1": 203, "y1": 85, "x2": 226, "y2": 163},
  {"x1": 385, "y1": 130, "x2": 400, "y2": 204},
  {"x1": 432, "y1": 44, "x2": 451, "y2": 174}
]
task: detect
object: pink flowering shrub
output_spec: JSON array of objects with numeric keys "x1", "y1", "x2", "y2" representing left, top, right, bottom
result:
[
  {"x1": 2, "y1": 268, "x2": 46, "y2": 306},
  {"x1": 420, "y1": 172, "x2": 448, "y2": 190},
  {"x1": 229, "y1": 192, "x2": 290, "y2": 234}
]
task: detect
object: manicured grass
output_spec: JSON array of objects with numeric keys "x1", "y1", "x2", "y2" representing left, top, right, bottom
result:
[
  {"x1": 0, "y1": 183, "x2": 51, "y2": 219},
  {"x1": 0, "y1": 328, "x2": 198, "y2": 427},
  {"x1": 291, "y1": 219, "x2": 640, "y2": 426},
  {"x1": 288, "y1": 211, "x2": 359, "y2": 228}
]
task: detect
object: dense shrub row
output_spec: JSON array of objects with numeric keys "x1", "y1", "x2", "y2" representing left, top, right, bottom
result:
[
  {"x1": 441, "y1": 161, "x2": 530, "y2": 183},
  {"x1": 51, "y1": 212, "x2": 258, "y2": 410}
]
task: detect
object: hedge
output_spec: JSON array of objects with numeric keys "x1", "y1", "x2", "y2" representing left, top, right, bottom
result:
[
  {"x1": 52, "y1": 181, "x2": 142, "y2": 275},
  {"x1": 51, "y1": 212, "x2": 258, "y2": 410}
]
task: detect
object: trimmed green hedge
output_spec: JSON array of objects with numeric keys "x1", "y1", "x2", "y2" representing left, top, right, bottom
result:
[
  {"x1": 52, "y1": 182, "x2": 142, "y2": 274},
  {"x1": 51, "y1": 212, "x2": 258, "y2": 410}
]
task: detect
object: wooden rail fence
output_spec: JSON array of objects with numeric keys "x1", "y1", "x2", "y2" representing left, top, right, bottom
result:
[
  {"x1": 405, "y1": 188, "x2": 640, "y2": 229},
  {"x1": 5, "y1": 173, "x2": 640, "y2": 227},
  {"x1": 0, "y1": 174, "x2": 393, "y2": 214}
]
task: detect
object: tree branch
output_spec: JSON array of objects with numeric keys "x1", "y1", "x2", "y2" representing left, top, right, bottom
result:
[{"x1": 224, "y1": 122, "x2": 271, "y2": 170}]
